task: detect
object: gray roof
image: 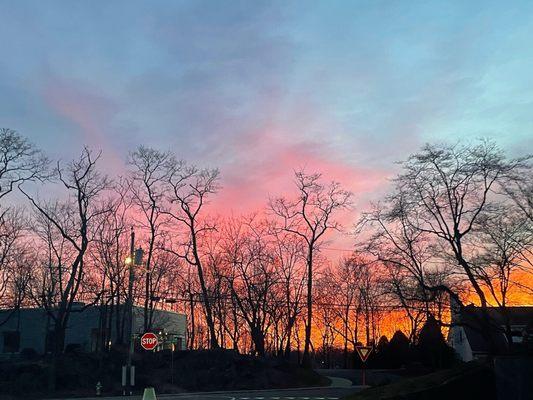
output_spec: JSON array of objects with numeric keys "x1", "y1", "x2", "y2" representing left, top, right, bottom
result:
[{"x1": 458, "y1": 306, "x2": 533, "y2": 353}]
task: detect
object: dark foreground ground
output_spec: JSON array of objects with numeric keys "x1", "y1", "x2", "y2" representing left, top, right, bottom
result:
[
  {"x1": 3, "y1": 353, "x2": 531, "y2": 400},
  {"x1": 55, "y1": 386, "x2": 363, "y2": 400},
  {"x1": 0, "y1": 350, "x2": 329, "y2": 399},
  {"x1": 343, "y1": 362, "x2": 496, "y2": 400},
  {"x1": 50, "y1": 363, "x2": 497, "y2": 400}
]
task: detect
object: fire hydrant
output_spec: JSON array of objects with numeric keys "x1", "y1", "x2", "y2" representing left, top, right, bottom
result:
[{"x1": 96, "y1": 381, "x2": 102, "y2": 397}]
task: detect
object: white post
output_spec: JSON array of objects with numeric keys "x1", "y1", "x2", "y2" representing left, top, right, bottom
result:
[
  {"x1": 121, "y1": 365, "x2": 127, "y2": 395},
  {"x1": 131, "y1": 365, "x2": 135, "y2": 387}
]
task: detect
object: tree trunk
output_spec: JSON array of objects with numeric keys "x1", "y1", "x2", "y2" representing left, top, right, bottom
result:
[
  {"x1": 48, "y1": 322, "x2": 66, "y2": 392},
  {"x1": 188, "y1": 293, "x2": 195, "y2": 349},
  {"x1": 190, "y1": 222, "x2": 219, "y2": 349},
  {"x1": 284, "y1": 318, "x2": 295, "y2": 359},
  {"x1": 302, "y1": 246, "x2": 314, "y2": 367},
  {"x1": 251, "y1": 326, "x2": 265, "y2": 357}
]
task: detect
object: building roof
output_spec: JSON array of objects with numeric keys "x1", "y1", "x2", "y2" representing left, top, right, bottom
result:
[
  {"x1": 456, "y1": 305, "x2": 533, "y2": 353},
  {"x1": 459, "y1": 305, "x2": 533, "y2": 327}
]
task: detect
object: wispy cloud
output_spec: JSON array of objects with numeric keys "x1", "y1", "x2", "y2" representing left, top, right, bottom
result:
[{"x1": 1, "y1": 0, "x2": 532, "y2": 216}]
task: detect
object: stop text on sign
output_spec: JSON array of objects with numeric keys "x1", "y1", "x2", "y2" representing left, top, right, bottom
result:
[{"x1": 140, "y1": 332, "x2": 159, "y2": 350}]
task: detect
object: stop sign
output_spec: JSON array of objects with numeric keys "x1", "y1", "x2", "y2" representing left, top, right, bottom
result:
[{"x1": 140, "y1": 332, "x2": 158, "y2": 350}]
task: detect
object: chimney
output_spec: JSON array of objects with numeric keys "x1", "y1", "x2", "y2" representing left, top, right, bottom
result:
[{"x1": 449, "y1": 293, "x2": 462, "y2": 324}]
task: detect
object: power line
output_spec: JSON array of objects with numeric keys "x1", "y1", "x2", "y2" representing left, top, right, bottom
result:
[{"x1": 139, "y1": 293, "x2": 451, "y2": 312}]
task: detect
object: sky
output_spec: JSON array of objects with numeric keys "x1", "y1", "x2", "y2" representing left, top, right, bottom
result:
[{"x1": 1, "y1": 0, "x2": 532, "y2": 224}]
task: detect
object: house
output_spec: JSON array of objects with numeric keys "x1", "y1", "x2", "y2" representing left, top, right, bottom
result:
[
  {"x1": 0, "y1": 303, "x2": 187, "y2": 355},
  {"x1": 448, "y1": 304, "x2": 533, "y2": 362}
]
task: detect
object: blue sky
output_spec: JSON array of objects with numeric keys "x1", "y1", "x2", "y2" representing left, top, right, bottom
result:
[{"x1": 1, "y1": 0, "x2": 532, "y2": 211}]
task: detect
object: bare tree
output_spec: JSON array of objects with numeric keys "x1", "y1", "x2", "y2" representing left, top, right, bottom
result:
[
  {"x1": 91, "y1": 180, "x2": 133, "y2": 347},
  {"x1": 314, "y1": 273, "x2": 339, "y2": 368},
  {"x1": 21, "y1": 149, "x2": 109, "y2": 350},
  {"x1": 270, "y1": 228, "x2": 307, "y2": 359},
  {"x1": 472, "y1": 207, "x2": 533, "y2": 306},
  {"x1": 394, "y1": 142, "x2": 524, "y2": 310},
  {"x1": 357, "y1": 259, "x2": 382, "y2": 346},
  {"x1": 0, "y1": 128, "x2": 48, "y2": 202},
  {"x1": 0, "y1": 129, "x2": 48, "y2": 322},
  {"x1": 209, "y1": 218, "x2": 240, "y2": 350},
  {"x1": 470, "y1": 206, "x2": 533, "y2": 343},
  {"x1": 358, "y1": 198, "x2": 450, "y2": 339},
  {"x1": 504, "y1": 163, "x2": 533, "y2": 222},
  {"x1": 222, "y1": 217, "x2": 276, "y2": 356},
  {"x1": 270, "y1": 171, "x2": 352, "y2": 366},
  {"x1": 128, "y1": 146, "x2": 172, "y2": 331},
  {"x1": 329, "y1": 255, "x2": 364, "y2": 367},
  {"x1": 164, "y1": 159, "x2": 221, "y2": 349},
  {"x1": 381, "y1": 262, "x2": 426, "y2": 341},
  {"x1": 0, "y1": 208, "x2": 33, "y2": 324},
  {"x1": 21, "y1": 148, "x2": 109, "y2": 388},
  {"x1": 358, "y1": 195, "x2": 437, "y2": 314},
  {"x1": 362, "y1": 141, "x2": 529, "y2": 354}
]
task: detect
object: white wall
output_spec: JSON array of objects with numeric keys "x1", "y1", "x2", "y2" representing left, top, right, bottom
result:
[{"x1": 448, "y1": 326, "x2": 473, "y2": 362}]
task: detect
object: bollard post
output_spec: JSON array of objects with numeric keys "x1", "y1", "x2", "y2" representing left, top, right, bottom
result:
[{"x1": 142, "y1": 387, "x2": 157, "y2": 400}]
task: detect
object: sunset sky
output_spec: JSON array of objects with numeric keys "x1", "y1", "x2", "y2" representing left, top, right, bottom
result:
[{"x1": 1, "y1": 0, "x2": 532, "y2": 220}]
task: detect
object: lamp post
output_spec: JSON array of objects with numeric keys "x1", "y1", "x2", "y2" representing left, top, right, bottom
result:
[
  {"x1": 123, "y1": 230, "x2": 144, "y2": 396},
  {"x1": 124, "y1": 228, "x2": 135, "y2": 396}
]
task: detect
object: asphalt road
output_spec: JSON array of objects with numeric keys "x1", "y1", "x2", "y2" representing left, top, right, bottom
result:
[
  {"x1": 316, "y1": 368, "x2": 404, "y2": 386},
  {"x1": 57, "y1": 372, "x2": 365, "y2": 400},
  {"x1": 65, "y1": 385, "x2": 363, "y2": 400},
  {"x1": 159, "y1": 386, "x2": 362, "y2": 399}
]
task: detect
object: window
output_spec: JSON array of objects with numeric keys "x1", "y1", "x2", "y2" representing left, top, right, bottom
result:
[
  {"x1": 176, "y1": 337, "x2": 183, "y2": 351},
  {"x1": 511, "y1": 330, "x2": 524, "y2": 343},
  {"x1": 3, "y1": 331, "x2": 20, "y2": 353}
]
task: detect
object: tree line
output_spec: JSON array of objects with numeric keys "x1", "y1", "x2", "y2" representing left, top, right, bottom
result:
[{"x1": 0, "y1": 128, "x2": 531, "y2": 366}]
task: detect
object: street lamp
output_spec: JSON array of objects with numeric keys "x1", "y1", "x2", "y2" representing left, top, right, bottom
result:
[
  {"x1": 124, "y1": 229, "x2": 142, "y2": 396},
  {"x1": 124, "y1": 236, "x2": 145, "y2": 396}
]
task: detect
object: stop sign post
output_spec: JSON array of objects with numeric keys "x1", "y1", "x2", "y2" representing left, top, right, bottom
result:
[{"x1": 140, "y1": 332, "x2": 159, "y2": 351}]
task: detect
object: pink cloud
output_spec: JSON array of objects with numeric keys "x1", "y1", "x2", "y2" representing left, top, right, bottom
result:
[
  {"x1": 42, "y1": 77, "x2": 125, "y2": 172},
  {"x1": 210, "y1": 127, "x2": 390, "y2": 216}
]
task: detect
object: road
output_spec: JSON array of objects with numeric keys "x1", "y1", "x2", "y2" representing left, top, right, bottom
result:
[
  {"x1": 158, "y1": 386, "x2": 362, "y2": 400},
  {"x1": 66, "y1": 384, "x2": 363, "y2": 400},
  {"x1": 316, "y1": 368, "x2": 404, "y2": 386}
]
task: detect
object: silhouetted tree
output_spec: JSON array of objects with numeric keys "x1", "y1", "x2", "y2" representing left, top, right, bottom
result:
[
  {"x1": 164, "y1": 157, "x2": 221, "y2": 349},
  {"x1": 373, "y1": 335, "x2": 390, "y2": 367},
  {"x1": 22, "y1": 148, "x2": 110, "y2": 390},
  {"x1": 270, "y1": 171, "x2": 352, "y2": 366},
  {"x1": 128, "y1": 146, "x2": 172, "y2": 332},
  {"x1": 416, "y1": 315, "x2": 456, "y2": 369},
  {"x1": 388, "y1": 330, "x2": 411, "y2": 368}
]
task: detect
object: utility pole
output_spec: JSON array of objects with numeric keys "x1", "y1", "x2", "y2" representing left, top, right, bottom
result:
[
  {"x1": 124, "y1": 227, "x2": 135, "y2": 396},
  {"x1": 144, "y1": 246, "x2": 150, "y2": 331}
]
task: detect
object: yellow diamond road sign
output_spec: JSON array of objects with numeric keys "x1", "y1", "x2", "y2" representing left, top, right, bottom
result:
[{"x1": 356, "y1": 345, "x2": 372, "y2": 362}]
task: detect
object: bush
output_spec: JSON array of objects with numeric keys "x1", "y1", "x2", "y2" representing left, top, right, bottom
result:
[
  {"x1": 65, "y1": 343, "x2": 82, "y2": 354},
  {"x1": 20, "y1": 348, "x2": 38, "y2": 360}
]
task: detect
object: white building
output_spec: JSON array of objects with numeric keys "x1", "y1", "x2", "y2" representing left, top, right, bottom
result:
[{"x1": 0, "y1": 304, "x2": 187, "y2": 355}]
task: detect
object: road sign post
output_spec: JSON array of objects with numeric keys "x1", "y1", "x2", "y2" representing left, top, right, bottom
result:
[
  {"x1": 141, "y1": 332, "x2": 159, "y2": 351},
  {"x1": 355, "y1": 345, "x2": 373, "y2": 386}
]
